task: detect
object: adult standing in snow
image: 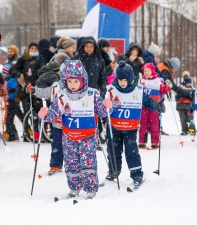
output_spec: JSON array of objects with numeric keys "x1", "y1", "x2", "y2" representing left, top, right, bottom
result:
[
  {"x1": 2, "y1": 45, "x2": 23, "y2": 141},
  {"x1": 118, "y1": 42, "x2": 144, "y2": 83}
]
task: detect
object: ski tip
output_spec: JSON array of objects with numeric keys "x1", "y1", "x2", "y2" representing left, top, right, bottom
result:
[
  {"x1": 127, "y1": 187, "x2": 133, "y2": 192},
  {"x1": 73, "y1": 200, "x2": 78, "y2": 205},
  {"x1": 54, "y1": 197, "x2": 59, "y2": 202}
]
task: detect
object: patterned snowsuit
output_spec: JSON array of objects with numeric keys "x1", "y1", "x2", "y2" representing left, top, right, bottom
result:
[{"x1": 44, "y1": 60, "x2": 107, "y2": 193}]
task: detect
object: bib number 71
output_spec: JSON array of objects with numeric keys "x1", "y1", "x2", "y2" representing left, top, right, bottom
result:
[
  {"x1": 68, "y1": 118, "x2": 79, "y2": 128},
  {"x1": 118, "y1": 109, "x2": 130, "y2": 118}
]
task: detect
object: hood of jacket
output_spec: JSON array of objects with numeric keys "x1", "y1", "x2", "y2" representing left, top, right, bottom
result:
[{"x1": 125, "y1": 42, "x2": 143, "y2": 58}]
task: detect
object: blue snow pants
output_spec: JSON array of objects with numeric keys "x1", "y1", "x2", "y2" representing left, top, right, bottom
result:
[
  {"x1": 107, "y1": 127, "x2": 143, "y2": 180},
  {"x1": 50, "y1": 128, "x2": 63, "y2": 169}
]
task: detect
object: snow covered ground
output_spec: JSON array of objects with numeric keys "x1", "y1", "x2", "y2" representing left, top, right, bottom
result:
[{"x1": 0, "y1": 99, "x2": 197, "y2": 225}]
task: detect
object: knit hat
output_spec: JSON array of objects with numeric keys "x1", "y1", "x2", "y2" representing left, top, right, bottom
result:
[
  {"x1": 38, "y1": 39, "x2": 52, "y2": 52},
  {"x1": 169, "y1": 57, "x2": 180, "y2": 69},
  {"x1": 98, "y1": 38, "x2": 110, "y2": 49},
  {"x1": 28, "y1": 42, "x2": 38, "y2": 50},
  {"x1": 141, "y1": 63, "x2": 157, "y2": 75},
  {"x1": 59, "y1": 37, "x2": 76, "y2": 50},
  {"x1": 183, "y1": 76, "x2": 192, "y2": 84},
  {"x1": 46, "y1": 61, "x2": 61, "y2": 72},
  {"x1": 8, "y1": 45, "x2": 18, "y2": 56},
  {"x1": 116, "y1": 60, "x2": 134, "y2": 84},
  {"x1": 148, "y1": 42, "x2": 161, "y2": 54},
  {"x1": 182, "y1": 71, "x2": 190, "y2": 78},
  {"x1": 66, "y1": 77, "x2": 84, "y2": 90},
  {"x1": 2, "y1": 63, "x2": 12, "y2": 75}
]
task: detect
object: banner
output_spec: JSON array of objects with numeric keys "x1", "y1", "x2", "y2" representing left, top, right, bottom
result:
[
  {"x1": 80, "y1": 3, "x2": 100, "y2": 40},
  {"x1": 96, "y1": 0, "x2": 146, "y2": 14}
]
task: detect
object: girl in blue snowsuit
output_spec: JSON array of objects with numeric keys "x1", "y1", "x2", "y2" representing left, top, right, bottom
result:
[
  {"x1": 39, "y1": 60, "x2": 110, "y2": 199},
  {"x1": 106, "y1": 61, "x2": 161, "y2": 186}
]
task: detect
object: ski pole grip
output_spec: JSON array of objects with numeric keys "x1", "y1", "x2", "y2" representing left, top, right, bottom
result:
[{"x1": 42, "y1": 98, "x2": 47, "y2": 108}]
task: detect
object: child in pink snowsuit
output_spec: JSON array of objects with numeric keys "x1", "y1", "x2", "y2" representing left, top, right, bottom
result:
[
  {"x1": 38, "y1": 60, "x2": 112, "y2": 199},
  {"x1": 139, "y1": 63, "x2": 169, "y2": 149}
]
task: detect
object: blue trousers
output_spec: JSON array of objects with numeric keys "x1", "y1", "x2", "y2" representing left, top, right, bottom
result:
[
  {"x1": 107, "y1": 127, "x2": 143, "y2": 179},
  {"x1": 50, "y1": 128, "x2": 63, "y2": 169}
]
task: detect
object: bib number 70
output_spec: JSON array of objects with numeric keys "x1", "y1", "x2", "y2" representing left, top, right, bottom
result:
[
  {"x1": 118, "y1": 109, "x2": 130, "y2": 118},
  {"x1": 68, "y1": 118, "x2": 79, "y2": 128}
]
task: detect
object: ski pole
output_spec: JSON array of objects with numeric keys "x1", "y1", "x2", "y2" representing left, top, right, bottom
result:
[
  {"x1": 29, "y1": 87, "x2": 36, "y2": 155},
  {"x1": 106, "y1": 87, "x2": 120, "y2": 190},
  {"x1": 167, "y1": 93, "x2": 184, "y2": 146},
  {"x1": 153, "y1": 114, "x2": 162, "y2": 176},
  {"x1": 30, "y1": 117, "x2": 44, "y2": 196},
  {"x1": 31, "y1": 99, "x2": 46, "y2": 196}
]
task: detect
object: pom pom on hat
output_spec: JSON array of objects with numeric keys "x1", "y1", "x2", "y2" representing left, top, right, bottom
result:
[
  {"x1": 148, "y1": 42, "x2": 161, "y2": 54},
  {"x1": 8, "y1": 45, "x2": 18, "y2": 56},
  {"x1": 116, "y1": 60, "x2": 134, "y2": 84},
  {"x1": 182, "y1": 71, "x2": 190, "y2": 78},
  {"x1": 169, "y1": 57, "x2": 180, "y2": 69}
]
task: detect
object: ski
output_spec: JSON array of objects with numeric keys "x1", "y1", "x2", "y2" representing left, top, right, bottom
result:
[
  {"x1": 127, "y1": 179, "x2": 146, "y2": 192},
  {"x1": 54, "y1": 183, "x2": 105, "y2": 203}
]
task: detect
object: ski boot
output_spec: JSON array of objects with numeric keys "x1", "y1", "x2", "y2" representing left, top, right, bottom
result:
[
  {"x1": 67, "y1": 189, "x2": 80, "y2": 198},
  {"x1": 138, "y1": 143, "x2": 146, "y2": 149},
  {"x1": 151, "y1": 143, "x2": 159, "y2": 149},
  {"x1": 86, "y1": 191, "x2": 96, "y2": 200},
  {"x1": 48, "y1": 167, "x2": 62, "y2": 176},
  {"x1": 133, "y1": 177, "x2": 143, "y2": 186}
]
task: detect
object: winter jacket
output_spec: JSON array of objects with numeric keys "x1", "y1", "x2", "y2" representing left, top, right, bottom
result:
[
  {"x1": 9, "y1": 54, "x2": 40, "y2": 86},
  {"x1": 99, "y1": 49, "x2": 112, "y2": 66},
  {"x1": 53, "y1": 49, "x2": 72, "y2": 64},
  {"x1": 36, "y1": 66, "x2": 59, "y2": 89},
  {"x1": 142, "y1": 50, "x2": 167, "y2": 81},
  {"x1": 175, "y1": 84, "x2": 195, "y2": 111},
  {"x1": 123, "y1": 42, "x2": 143, "y2": 82},
  {"x1": 71, "y1": 36, "x2": 106, "y2": 96},
  {"x1": 158, "y1": 60, "x2": 174, "y2": 81}
]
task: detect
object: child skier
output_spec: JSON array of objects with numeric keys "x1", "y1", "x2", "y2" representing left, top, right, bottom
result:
[
  {"x1": 105, "y1": 61, "x2": 163, "y2": 186},
  {"x1": 138, "y1": 63, "x2": 169, "y2": 149},
  {"x1": 38, "y1": 60, "x2": 112, "y2": 199},
  {"x1": 175, "y1": 72, "x2": 196, "y2": 135}
]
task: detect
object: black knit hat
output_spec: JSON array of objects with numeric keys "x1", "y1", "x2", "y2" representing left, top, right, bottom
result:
[
  {"x1": 49, "y1": 35, "x2": 61, "y2": 48},
  {"x1": 98, "y1": 38, "x2": 110, "y2": 49},
  {"x1": 38, "y1": 39, "x2": 52, "y2": 52},
  {"x1": 28, "y1": 42, "x2": 38, "y2": 50},
  {"x1": 116, "y1": 61, "x2": 134, "y2": 84},
  {"x1": 183, "y1": 76, "x2": 192, "y2": 84}
]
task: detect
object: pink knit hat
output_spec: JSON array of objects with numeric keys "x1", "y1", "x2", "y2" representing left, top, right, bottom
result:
[{"x1": 141, "y1": 63, "x2": 157, "y2": 75}]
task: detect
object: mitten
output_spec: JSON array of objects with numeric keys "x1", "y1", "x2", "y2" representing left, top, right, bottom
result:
[
  {"x1": 103, "y1": 98, "x2": 113, "y2": 109},
  {"x1": 38, "y1": 107, "x2": 48, "y2": 119},
  {"x1": 26, "y1": 83, "x2": 35, "y2": 94}
]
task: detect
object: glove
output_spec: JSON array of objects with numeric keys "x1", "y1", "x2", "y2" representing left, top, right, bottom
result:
[
  {"x1": 38, "y1": 107, "x2": 48, "y2": 119},
  {"x1": 26, "y1": 83, "x2": 35, "y2": 94},
  {"x1": 165, "y1": 79, "x2": 173, "y2": 88},
  {"x1": 157, "y1": 98, "x2": 166, "y2": 113},
  {"x1": 188, "y1": 109, "x2": 194, "y2": 116},
  {"x1": 103, "y1": 98, "x2": 113, "y2": 109}
]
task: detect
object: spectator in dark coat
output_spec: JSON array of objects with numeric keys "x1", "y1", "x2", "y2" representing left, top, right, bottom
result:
[
  {"x1": 71, "y1": 36, "x2": 106, "y2": 96},
  {"x1": 38, "y1": 39, "x2": 55, "y2": 67},
  {"x1": 118, "y1": 42, "x2": 144, "y2": 82}
]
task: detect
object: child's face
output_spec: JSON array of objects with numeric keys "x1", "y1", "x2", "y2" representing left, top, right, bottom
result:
[
  {"x1": 185, "y1": 83, "x2": 191, "y2": 88},
  {"x1": 130, "y1": 48, "x2": 139, "y2": 56},
  {"x1": 67, "y1": 79, "x2": 80, "y2": 91},
  {"x1": 118, "y1": 79, "x2": 128, "y2": 89},
  {"x1": 144, "y1": 68, "x2": 152, "y2": 78}
]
